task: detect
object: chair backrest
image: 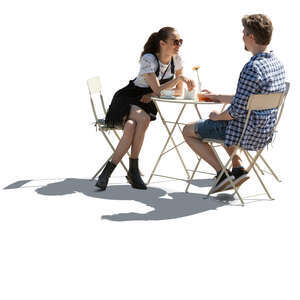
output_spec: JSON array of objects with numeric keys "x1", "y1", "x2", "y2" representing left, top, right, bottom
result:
[
  {"x1": 247, "y1": 92, "x2": 285, "y2": 110},
  {"x1": 87, "y1": 76, "x2": 107, "y2": 125},
  {"x1": 238, "y1": 87, "x2": 288, "y2": 147},
  {"x1": 274, "y1": 82, "x2": 290, "y2": 128}
]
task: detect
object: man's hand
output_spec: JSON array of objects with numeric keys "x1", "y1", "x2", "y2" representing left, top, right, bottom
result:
[
  {"x1": 209, "y1": 110, "x2": 233, "y2": 121},
  {"x1": 200, "y1": 90, "x2": 220, "y2": 102},
  {"x1": 140, "y1": 95, "x2": 152, "y2": 103},
  {"x1": 201, "y1": 89, "x2": 234, "y2": 104},
  {"x1": 209, "y1": 110, "x2": 220, "y2": 121}
]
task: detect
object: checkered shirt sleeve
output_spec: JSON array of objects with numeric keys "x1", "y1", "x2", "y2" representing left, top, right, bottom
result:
[{"x1": 227, "y1": 65, "x2": 261, "y2": 119}]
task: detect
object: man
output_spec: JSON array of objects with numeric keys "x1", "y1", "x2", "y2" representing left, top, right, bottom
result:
[{"x1": 182, "y1": 14, "x2": 286, "y2": 193}]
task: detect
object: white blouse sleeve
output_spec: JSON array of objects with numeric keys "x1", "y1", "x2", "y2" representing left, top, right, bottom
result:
[
  {"x1": 139, "y1": 54, "x2": 158, "y2": 76},
  {"x1": 174, "y1": 55, "x2": 183, "y2": 71}
]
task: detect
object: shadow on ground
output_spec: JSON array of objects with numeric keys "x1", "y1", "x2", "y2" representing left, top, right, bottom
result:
[{"x1": 4, "y1": 178, "x2": 234, "y2": 221}]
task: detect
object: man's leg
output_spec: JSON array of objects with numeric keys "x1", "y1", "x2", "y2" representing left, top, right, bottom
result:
[
  {"x1": 224, "y1": 146, "x2": 249, "y2": 188},
  {"x1": 183, "y1": 120, "x2": 234, "y2": 193},
  {"x1": 224, "y1": 146, "x2": 243, "y2": 168},
  {"x1": 182, "y1": 122, "x2": 222, "y2": 172}
]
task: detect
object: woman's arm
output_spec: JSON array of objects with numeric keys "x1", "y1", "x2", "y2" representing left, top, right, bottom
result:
[
  {"x1": 140, "y1": 70, "x2": 195, "y2": 103},
  {"x1": 143, "y1": 71, "x2": 194, "y2": 95},
  {"x1": 173, "y1": 68, "x2": 184, "y2": 96},
  {"x1": 143, "y1": 72, "x2": 181, "y2": 96}
]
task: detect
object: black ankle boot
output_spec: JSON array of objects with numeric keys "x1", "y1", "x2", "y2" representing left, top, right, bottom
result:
[
  {"x1": 126, "y1": 158, "x2": 147, "y2": 190},
  {"x1": 95, "y1": 160, "x2": 116, "y2": 190}
]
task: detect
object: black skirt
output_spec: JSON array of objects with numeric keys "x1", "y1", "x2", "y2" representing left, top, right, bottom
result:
[{"x1": 105, "y1": 77, "x2": 173, "y2": 128}]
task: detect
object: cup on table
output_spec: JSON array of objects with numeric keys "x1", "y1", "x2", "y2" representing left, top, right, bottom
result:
[
  {"x1": 184, "y1": 88, "x2": 196, "y2": 100},
  {"x1": 160, "y1": 89, "x2": 174, "y2": 98}
]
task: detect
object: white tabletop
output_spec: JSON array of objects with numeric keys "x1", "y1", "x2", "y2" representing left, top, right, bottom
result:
[{"x1": 151, "y1": 96, "x2": 220, "y2": 104}]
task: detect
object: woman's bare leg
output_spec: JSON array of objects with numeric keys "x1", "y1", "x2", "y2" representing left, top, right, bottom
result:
[
  {"x1": 128, "y1": 105, "x2": 150, "y2": 158},
  {"x1": 111, "y1": 120, "x2": 136, "y2": 164}
]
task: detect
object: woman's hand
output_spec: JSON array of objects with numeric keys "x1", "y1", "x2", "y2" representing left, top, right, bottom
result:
[
  {"x1": 140, "y1": 95, "x2": 152, "y2": 103},
  {"x1": 178, "y1": 76, "x2": 195, "y2": 91}
]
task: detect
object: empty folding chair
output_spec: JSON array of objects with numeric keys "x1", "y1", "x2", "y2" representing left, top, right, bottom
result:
[{"x1": 87, "y1": 76, "x2": 128, "y2": 180}]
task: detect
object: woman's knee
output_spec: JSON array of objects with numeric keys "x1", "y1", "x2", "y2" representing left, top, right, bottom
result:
[
  {"x1": 138, "y1": 114, "x2": 150, "y2": 129},
  {"x1": 130, "y1": 110, "x2": 150, "y2": 129},
  {"x1": 123, "y1": 120, "x2": 136, "y2": 135}
]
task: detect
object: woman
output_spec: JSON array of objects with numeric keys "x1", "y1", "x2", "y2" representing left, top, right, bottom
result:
[{"x1": 96, "y1": 26, "x2": 195, "y2": 191}]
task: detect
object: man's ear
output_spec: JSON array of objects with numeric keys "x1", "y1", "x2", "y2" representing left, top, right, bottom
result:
[{"x1": 249, "y1": 33, "x2": 256, "y2": 41}]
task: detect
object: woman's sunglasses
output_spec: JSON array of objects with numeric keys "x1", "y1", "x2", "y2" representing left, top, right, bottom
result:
[{"x1": 171, "y1": 39, "x2": 183, "y2": 46}]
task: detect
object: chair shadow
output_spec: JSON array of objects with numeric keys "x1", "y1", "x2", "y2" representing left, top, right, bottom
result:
[
  {"x1": 187, "y1": 178, "x2": 215, "y2": 188},
  {"x1": 4, "y1": 178, "x2": 234, "y2": 221}
]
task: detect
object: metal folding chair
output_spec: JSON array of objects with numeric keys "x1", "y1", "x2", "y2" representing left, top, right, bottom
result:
[
  {"x1": 87, "y1": 76, "x2": 129, "y2": 180},
  {"x1": 186, "y1": 89, "x2": 287, "y2": 205},
  {"x1": 186, "y1": 83, "x2": 290, "y2": 197},
  {"x1": 243, "y1": 82, "x2": 290, "y2": 182}
]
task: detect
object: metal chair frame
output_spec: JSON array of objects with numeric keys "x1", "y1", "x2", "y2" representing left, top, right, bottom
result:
[
  {"x1": 87, "y1": 77, "x2": 129, "y2": 180},
  {"x1": 186, "y1": 83, "x2": 289, "y2": 205}
]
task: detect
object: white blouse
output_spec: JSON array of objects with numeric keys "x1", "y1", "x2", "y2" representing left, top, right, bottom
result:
[{"x1": 133, "y1": 53, "x2": 183, "y2": 88}]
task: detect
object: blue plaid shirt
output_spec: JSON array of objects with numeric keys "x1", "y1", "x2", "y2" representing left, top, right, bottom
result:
[{"x1": 225, "y1": 51, "x2": 286, "y2": 150}]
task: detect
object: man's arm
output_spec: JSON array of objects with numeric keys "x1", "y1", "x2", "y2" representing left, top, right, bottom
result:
[
  {"x1": 209, "y1": 110, "x2": 233, "y2": 121},
  {"x1": 200, "y1": 92, "x2": 235, "y2": 104},
  {"x1": 209, "y1": 64, "x2": 262, "y2": 121}
]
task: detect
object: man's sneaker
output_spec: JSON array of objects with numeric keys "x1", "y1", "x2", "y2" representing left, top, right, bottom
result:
[
  {"x1": 224, "y1": 167, "x2": 250, "y2": 190},
  {"x1": 210, "y1": 170, "x2": 235, "y2": 194}
]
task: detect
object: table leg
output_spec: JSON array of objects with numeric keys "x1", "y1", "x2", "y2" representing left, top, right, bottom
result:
[{"x1": 148, "y1": 104, "x2": 189, "y2": 184}]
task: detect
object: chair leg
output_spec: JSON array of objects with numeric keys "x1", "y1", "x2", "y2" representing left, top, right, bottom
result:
[
  {"x1": 92, "y1": 129, "x2": 128, "y2": 180},
  {"x1": 91, "y1": 155, "x2": 113, "y2": 180},
  {"x1": 244, "y1": 150, "x2": 274, "y2": 200},
  {"x1": 244, "y1": 150, "x2": 265, "y2": 175},
  {"x1": 252, "y1": 164, "x2": 274, "y2": 200},
  {"x1": 259, "y1": 154, "x2": 282, "y2": 182},
  {"x1": 185, "y1": 157, "x2": 202, "y2": 193},
  {"x1": 208, "y1": 145, "x2": 245, "y2": 205}
]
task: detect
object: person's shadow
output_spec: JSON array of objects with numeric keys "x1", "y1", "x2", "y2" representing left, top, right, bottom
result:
[{"x1": 4, "y1": 178, "x2": 234, "y2": 221}]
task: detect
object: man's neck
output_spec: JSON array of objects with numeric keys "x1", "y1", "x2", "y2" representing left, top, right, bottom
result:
[{"x1": 251, "y1": 45, "x2": 268, "y2": 56}]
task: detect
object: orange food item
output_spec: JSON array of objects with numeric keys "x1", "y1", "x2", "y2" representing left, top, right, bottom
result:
[{"x1": 197, "y1": 93, "x2": 212, "y2": 102}]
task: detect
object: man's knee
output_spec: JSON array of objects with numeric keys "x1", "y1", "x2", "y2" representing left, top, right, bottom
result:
[{"x1": 183, "y1": 123, "x2": 196, "y2": 138}]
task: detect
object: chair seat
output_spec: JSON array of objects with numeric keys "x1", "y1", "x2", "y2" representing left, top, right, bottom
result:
[
  {"x1": 96, "y1": 119, "x2": 123, "y2": 130},
  {"x1": 202, "y1": 138, "x2": 225, "y2": 144}
]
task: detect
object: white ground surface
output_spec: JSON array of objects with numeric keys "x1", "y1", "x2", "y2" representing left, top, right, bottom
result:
[{"x1": 1, "y1": 1, "x2": 300, "y2": 299}]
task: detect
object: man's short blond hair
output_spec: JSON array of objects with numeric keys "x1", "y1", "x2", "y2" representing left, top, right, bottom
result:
[{"x1": 242, "y1": 14, "x2": 273, "y2": 45}]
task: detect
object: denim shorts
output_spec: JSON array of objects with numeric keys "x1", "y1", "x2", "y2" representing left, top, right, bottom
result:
[{"x1": 194, "y1": 119, "x2": 228, "y2": 141}]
